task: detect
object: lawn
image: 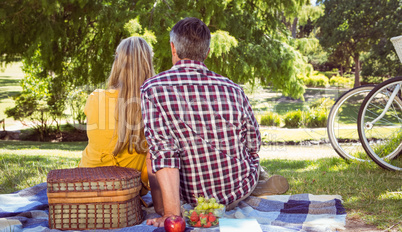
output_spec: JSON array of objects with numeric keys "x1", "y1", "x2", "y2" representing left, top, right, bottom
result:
[{"x1": 1, "y1": 140, "x2": 401, "y2": 230}]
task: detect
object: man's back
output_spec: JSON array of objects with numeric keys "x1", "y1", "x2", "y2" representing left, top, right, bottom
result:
[{"x1": 141, "y1": 60, "x2": 261, "y2": 205}]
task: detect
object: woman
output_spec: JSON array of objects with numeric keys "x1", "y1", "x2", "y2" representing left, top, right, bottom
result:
[{"x1": 79, "y1": 37, "x2": 155, "y2": 196}]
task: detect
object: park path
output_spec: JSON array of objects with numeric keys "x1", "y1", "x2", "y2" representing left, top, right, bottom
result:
[{"x1": 259, "y1": 144, "x2": 338, "y2": 160}]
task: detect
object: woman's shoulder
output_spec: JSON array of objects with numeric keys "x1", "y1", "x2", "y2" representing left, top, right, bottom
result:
[{"x1": 89, "y1": 89, "x2": 119, "y2": 97}]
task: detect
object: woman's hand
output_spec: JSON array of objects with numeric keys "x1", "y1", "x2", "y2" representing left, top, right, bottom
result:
[{"x1": 146, "y1": 215, "x2": 170, "y2": 227}]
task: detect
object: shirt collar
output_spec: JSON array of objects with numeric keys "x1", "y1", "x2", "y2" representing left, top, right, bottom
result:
[{"x1": 171, "y1": 60, "x2": 209, "y2": 71}]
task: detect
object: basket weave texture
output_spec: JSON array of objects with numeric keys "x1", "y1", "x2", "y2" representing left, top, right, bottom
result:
[
  {"x1": 47, "y1": 166, "x2": 143, "y2": 230},
  {"x1": 391, "y1": 35, "x2": 402, "y2": 63}
]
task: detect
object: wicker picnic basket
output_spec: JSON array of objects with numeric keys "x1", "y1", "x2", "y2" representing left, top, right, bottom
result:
[
  {"x1": 47, "y1": 166, "x2": 143, "y2": 230},
  {"x1": 391, "y1": 35, "x2": 402, "y2": 63}
]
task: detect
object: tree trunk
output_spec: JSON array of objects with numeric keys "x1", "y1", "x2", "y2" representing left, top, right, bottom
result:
[
  {"x1": 291, "y1": 17, "x2": 298, "y2": 38},
  {"x1": 353, "y1": 53, "x2": 361, "y2": 87}
]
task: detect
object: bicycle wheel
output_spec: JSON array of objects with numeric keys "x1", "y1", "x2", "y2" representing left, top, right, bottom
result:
[
  {"x1": 327, "y1": 85, "x2": 375, "y2": 161},
  {"x1": 358, "y1": 76, "x2": 402, "y2": 171}
]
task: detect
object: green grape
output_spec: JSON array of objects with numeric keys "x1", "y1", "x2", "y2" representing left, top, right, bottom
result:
[
  {"x1": 219, "y1": 204, "x2": 224, "y2": 209},
  {"x1": 213, "y1": 203, "x2": 219, "y2": 209},
  {"x1": 202, "y1": 203, "x2": 209, "y2": 210},
  {"x1": 209, "y1": 198, "x2": 216, "y2": 204},
  {"x1": 198, "y1": 196, "x2": 205, "y2": 203},
  {"x1": 208, "y1": 203, "x2": 214, "y2": 209}
]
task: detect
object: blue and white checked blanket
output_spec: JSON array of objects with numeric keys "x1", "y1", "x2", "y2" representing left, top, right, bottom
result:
[{"x1": 0, "y1": 183, "x2": 346, "y2": 232}]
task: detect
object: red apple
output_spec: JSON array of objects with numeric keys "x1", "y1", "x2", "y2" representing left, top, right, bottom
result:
[{"x1": 164, "y1": 215, "x2": 186, "y2": 232}]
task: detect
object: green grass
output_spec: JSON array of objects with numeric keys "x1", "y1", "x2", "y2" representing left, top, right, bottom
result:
[
  {"x1": 1, "y1": 141, "x2": 401, "y2": 230},
  {"x1": 0, "y1": 141, "x2": 86, "y2": 194},
  {"x1": 261, "y1": 157, "x2": 402, "y2": 230}
]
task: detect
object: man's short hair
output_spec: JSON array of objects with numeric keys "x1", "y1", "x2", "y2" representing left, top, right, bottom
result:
[{"x1": 170, "y1": 17, "x2": 211, "y2": 62}]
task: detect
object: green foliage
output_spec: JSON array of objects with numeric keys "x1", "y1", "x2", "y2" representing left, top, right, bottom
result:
[
  {"x1": 260, "y1": 112, "x2": 281, "y2": 127},
  {"x1": 304, "y1": 108, "x2": 327, "y2": 128},
  {"x1": 317, "y1": 0, "x2": 402, "y2": 86},
  {"x1": 361, "y1": 75, "x2": 386, "y2": 84},
  {"x1": 304, "y1": 97, "x2": 334, "y2": 128},
  {"x1": 300, "y1": 73, "x2": 329, "y2": 87},
  {"x1": 4, "y1": 57, "x2": 65, "y2": 140},
  {"x1": 283, "y1": 110, "x2": 303, "y2": 128},
  {"x1": 321, "y1": 70, "x2": 338, "y2": 78},
  {"x1": 295, "y1": 35, "x2": 328, "y2": 66},
  {"x1": 309, "y1": 97, "x2": 335, "y2": 110},
  {"x1": 124, "y1": 18, "x2": 157, "y2": 48},
  {"x1": 5, "y1": 93, "x2": 53, "y2": 141},
  {"x1": 137, "y1": 0, "x2": 309, "y2": 100},
  {"x1": 0, "y1": 0, "x2": 311, "y2": 102},
  {"x1": 329, "y1": 75, "x2": 353, "y2": 88},
  {"x1": 282, "y1": 98, "x2": 334, "y2": 128},
  {"x1": 210, "y1": 30, "x2": 238, "y2": 57},
  {"x1": 66, "y1": 88, "x2": 88, "y2": 125},
  {"x1": 242, "y1": 78, "x2": 264, "y2": 97}
]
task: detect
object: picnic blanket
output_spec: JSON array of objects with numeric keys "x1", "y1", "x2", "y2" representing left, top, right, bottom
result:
[{"x1": 0, "y1": 183, "x2": 346, "y2": 232}]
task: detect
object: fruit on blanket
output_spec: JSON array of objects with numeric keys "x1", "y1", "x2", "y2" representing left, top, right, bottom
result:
[
  {"x1": 164, "y1": 215, "x2": 186, "y2": 232},
  {"x1": 185, "y1": 196, "x2": 225, "y2": 228}
]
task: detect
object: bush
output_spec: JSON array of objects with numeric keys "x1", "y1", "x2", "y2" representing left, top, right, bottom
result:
[
  {"x1": 305, "y1": 97, "x2": 334, "y2": 128},
  {"x1": 260, "y1": 112, "x2": 281, "y2": 126},
  {"x1": 309, "y1": 97, "x2": 335, "y2": 110},
  {"x1": 283, "y1": 110, "x2": 303, "y2": 128},
  {"x1": 67, "y1": 87, "x2": 88, "y2": 125},
  {"x1": 361, "y1": 76, "x2": 386, "y2": 85},
  {"x1": 322, "y1": 70, "x2": 338, "y2": 78},
  {"x1": 329, "y1": 76, "x2": 353, "y2": 88},
  {"x1": 5, "y1": 94, "x2": 54, "y2": 141},
  {"x1": 305, "y1": 108, "x2": 328, "y2": 128},
  {"x1": 301, "y1": 73, "x2": 329, "y2": 87}
]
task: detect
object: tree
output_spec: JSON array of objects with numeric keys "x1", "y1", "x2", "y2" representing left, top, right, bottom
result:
[
  {"x1": 317, "y1": 0, "x2": 402, "y2": 87},
  {"x1": 0, "y1": 0, "x2": 154, "y2": 101},
  {"x1": 1, "y1": 0, "x2": 311, "y2": 101},
  {"x1": 138, "y1": 0, "x2": 310, "y2": 99}
]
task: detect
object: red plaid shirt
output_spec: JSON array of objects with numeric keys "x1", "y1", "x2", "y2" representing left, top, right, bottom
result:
[{"x1": 140, "y1": 60, "x2": 261, "y2": 205}]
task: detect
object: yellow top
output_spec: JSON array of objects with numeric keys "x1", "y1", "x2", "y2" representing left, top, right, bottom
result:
[{"x1": 79, "y1": 89, "x2": 148, "y2": 188}]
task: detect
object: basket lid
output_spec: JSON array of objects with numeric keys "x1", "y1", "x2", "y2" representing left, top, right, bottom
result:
[
  {"x1": 47, "y1": 166, "x2": 140, "y2": 183},
  {"x1": 47, "y1": 166, "x2": 141, "y2": 193}
]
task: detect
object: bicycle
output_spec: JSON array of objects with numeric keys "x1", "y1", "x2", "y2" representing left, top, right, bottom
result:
[
  {"x1": 327, "y1": 85, "x2": 375, "y2": 161},
  {"x1": 357, "y1": 35, "x2": 402, "y2": 171}
]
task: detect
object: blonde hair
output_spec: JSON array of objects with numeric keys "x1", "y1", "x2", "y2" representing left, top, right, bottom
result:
[{"x1": 107, "y1": 37, "x2": 155, "y2": 156}]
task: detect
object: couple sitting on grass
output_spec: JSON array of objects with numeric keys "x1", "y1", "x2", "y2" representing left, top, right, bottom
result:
[{"x1": 78, "y1": 17, "x2": 289, "y2": 227}]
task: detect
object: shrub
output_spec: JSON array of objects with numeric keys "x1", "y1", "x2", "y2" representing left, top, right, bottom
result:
[
  {"x1": 361, "y1": 76, "x2": 386, "y2": 84},
  {"x1": 305, "y1": 108, "x2": 328, "y2": 128},
  {"x1": 283, "y1": 110, "x2": 303, "y2": 128},
  {"x1": 5, "y1": 94, "x2": 53, "y2": 141},
  {"x1": 304, "y1": 97, "x2": 334, "y2": 128},
  {"x1": 260, "y1": 112, "x2": 281, "y2": 126},
  {"x1": 67, "y1": 87, "x2": 88, "y2": 125},
  {"x1": 301, "y1": 73, "x2": 329, "y2": 87},
  {"x1": 329, "y1": 76, "x2": 353, "y2": 88},
  {"x1": 309, "y1": 97, "x2": 335, "y2": 111},
  {"x1": 322, "y1": 70, "x2": 338, "y2": 78}
]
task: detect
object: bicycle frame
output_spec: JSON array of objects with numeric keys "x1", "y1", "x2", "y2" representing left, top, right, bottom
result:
[{"x1": 364, "y1": 82, "x2": 401, "y2": 130}]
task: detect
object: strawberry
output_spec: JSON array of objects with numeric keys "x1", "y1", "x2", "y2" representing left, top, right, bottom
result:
[
  {"x1": 190, "y1": 211, "x2": 199, "y2": 222},
  {"x1": 199, "y1": 214, "x2": 208, "y2": 225},
  {"x1": 208, "y1": 214, "x2": 216, "y2": 223},
  {"x1": 194, "y1": 221, "x2": 201, "y2": 227},
  {"x1": 204, "y1": 221, "x2": 212, "y2": 228}
]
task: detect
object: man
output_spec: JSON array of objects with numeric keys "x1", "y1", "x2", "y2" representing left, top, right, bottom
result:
[{"x1": 141, "y1": 17, "x2": 288, "y2": 227}]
